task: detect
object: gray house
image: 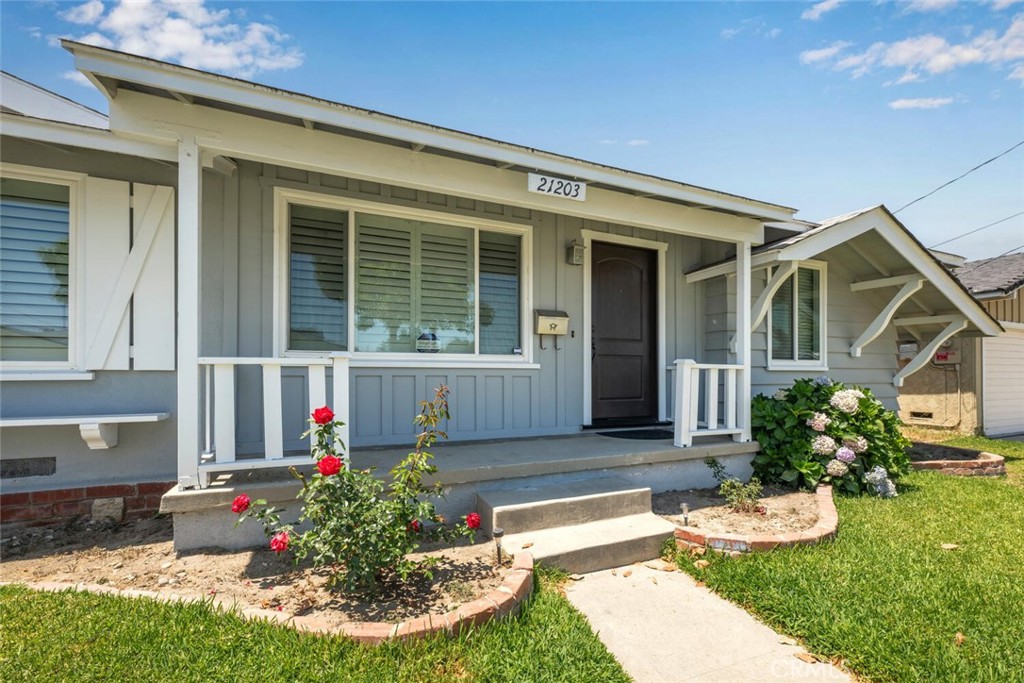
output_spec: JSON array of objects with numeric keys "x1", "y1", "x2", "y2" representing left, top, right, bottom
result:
[{"x1": 0, "y1": 45, "x2": 1000, "y2": 549}]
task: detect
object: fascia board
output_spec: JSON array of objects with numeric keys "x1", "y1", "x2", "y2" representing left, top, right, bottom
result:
[
  {"x1": 109, "y1": 92, "x2": 764, "y2": 243},
  {"x1": 68, "y1": 47, "x2": 796, "y2": 222},
  {"x1": 0, "y1": 112, "x2": 176, "y2": 161}
]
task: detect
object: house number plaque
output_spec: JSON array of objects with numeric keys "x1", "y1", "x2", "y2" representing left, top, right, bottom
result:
[{"x1": 528, "y1": 173, "x2": 587, "y2": 202}]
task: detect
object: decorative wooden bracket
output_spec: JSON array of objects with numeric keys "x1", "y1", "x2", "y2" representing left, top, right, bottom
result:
[
  {"x1": 850, "y1": 278, "x2": 924, "y2": 357},
  {"x1": 893, "y1": 317, "x2": 967, "y2": 387},
  {"x1": 731, "y1": 261, "x2": 797, "y2": 353}
]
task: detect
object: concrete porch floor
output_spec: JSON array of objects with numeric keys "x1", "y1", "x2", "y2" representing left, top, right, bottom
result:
[{"x1": 162, "y1": 432, "x2": 759, "y2": 551}]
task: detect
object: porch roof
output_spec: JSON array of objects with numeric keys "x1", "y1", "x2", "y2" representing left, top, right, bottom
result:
[
  {"x1": 685, "y1": 205, "x2": 1003, "y2": 338},
  {"x1": 61, "y1": 40, "x2": 797, "y2": 225}
]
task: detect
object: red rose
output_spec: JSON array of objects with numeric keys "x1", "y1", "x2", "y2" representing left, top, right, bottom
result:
[
  {"x1": 465, "y1": 512, "x2": 481, "y2": 530},
  {"x1": 270, "y1": 531, "x2": 290, "y2": 554},
  {"x1": 231, "y1": 494, "x2": 250, "y2": 514},
  {"x1": 312, "y1": 406, "x2": 334, "y2": 425},
  {"x1": 408, "y1": 519, "x2": 421, "y2": 533},
  {"x1": 317, "y1": 454, "x2": 343, "y2": 476}
]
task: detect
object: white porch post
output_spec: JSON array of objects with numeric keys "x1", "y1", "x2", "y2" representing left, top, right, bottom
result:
[
  {"x1": 735, "y1": 241, "x2": 752, "y2": 442},
  {"x1": 176, "y1": 137, "x2": 202, "y2": 488}
]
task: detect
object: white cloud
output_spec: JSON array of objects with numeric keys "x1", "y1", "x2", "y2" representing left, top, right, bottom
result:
[
  {"x1": 62, "y1": 69, "x2": 92, "y2": 86},
  {"x1": 888, "y1": 96, "x2": 955, "y2": 108},
  {"x1": 721, "y1": 27, "x2": 742, "y2": 39},
  {"x1": 809, "y1": 15, "x2": 1024, "y2": 84},
  {"x1": 61, "y1": 0, "x2": 104, "y2": 25},
  {"x1": 1010, "y1": 63, "x2": 1024, "y2": 79},
  {"x1": 626, "y1": 139, "x2": 650, "y2": 146},
  {"x1": 768, "y1": 28, "x2": 783, "y2": 38},
  {"x1": 597, "y1": 139, "x2": 617, "y2": 145},
  {"x1": 903, "y1": 0, "x2": 957, "y2": 13},
  {"x1": 992, "y1": 0, "x2": 1023, "y2": 10},
  {"x1": 800, "y1": 40, "x2": 854, "y2": 64},
  {"x1": 885, "y1": 71, "x2": 923, "y2": 85},
  {"x1": 55, "y1": 0, "x2": 303, "y2": 78},
  {"x1": 802, "y1": 0, "x2": 843, "y2": 21}
]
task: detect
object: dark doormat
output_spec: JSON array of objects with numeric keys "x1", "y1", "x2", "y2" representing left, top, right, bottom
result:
[{"x1": 597, "y1": 428, "x2": 674, "y2": 440}]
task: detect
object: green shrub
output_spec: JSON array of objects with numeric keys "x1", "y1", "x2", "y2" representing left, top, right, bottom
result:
[
  {"x1": 751, "y1": 377, "x2": 910, "y2": 495},
  {"x1": 704, "y1": 456, "x2": 764, "y2": 512},
  {"x1": 235, "y1": 386, "x2": 478, "y2": 595}
]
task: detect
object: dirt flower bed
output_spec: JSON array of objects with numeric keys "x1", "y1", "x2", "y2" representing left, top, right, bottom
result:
[
  {"x1": 652, "y1": 486, "x2": 819, "y2": 536},
  {"x1": 0, "y1": 516, "x2": 505, "y2": 626}
]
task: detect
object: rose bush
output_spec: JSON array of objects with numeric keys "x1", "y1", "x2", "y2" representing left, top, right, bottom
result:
[
  {"x1": 236, "y1": 386, "x2": 478, "y2": 595},
  {"x1": 751, "y1": 377, "x2": 910, "y2": 495}
]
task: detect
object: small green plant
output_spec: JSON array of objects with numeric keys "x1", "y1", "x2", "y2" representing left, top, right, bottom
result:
[
  {"x1": 704, "y1": 457, "x2": 764, "y2": 513},
  {"x1": 235, "y1": 386, "x2": 479, "y2": 596},
  {"x1": 751, "y1": 376, "x2": 910, "y2": 494}
]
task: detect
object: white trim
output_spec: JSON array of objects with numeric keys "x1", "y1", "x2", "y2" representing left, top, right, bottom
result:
[
  {"x1": 0, "y1": 371, "x2": 94, "y2": 382},
  {"x1": 272, "y1": 187, "x2": 533, "y2": 362},
  {"x1": 580, "y1": 229, "x2": 668, "y2": 425},
  {"x1": 685, "y1": 252, "x2": 777, "y2": 283},
  {"x1": 766, "y1": 260, "x2": 829, "y2": 371},
  {"x1": 850, "y1": 273, "x2": 922, "y2": 292},
  {"x1": 850, "y1": 278, "x2": 924, "y2": 357},
  {"x1": 106, "y1": 91, "x2": 766, "y2": 244},
  {"x1": 176, "y1": 137, "x2": 203, "y2": 490},
  {"x1": 894, "y1": 317, "x2": 967, "y2": 387},
  {"x1": 735, "y1": 242, "x2": 752, "y2": 442},
  {"x1": 0, "y1": 113, "x2": 177, "y2": 162},
  {"x1": 0, "y1": 163, "x2": 85, "y2": 372},
  {"x1": 68, "y1": 43, "x2": 796, "y2": 223},
  {"x1": 1000, "y1": 321, "x2": 1024, "y2": 332}
]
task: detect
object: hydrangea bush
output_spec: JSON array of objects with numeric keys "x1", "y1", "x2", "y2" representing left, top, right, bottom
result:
[
  {"x1": 751, "y1": 377, "x2": 910, "y2": 495},
  {"x1": 235, "y1": 386, "x2": 478, "y2": 595}
]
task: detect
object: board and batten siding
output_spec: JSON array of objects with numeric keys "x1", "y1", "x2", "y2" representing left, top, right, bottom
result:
[
  {"x1": 981, "y1": 329, "x2": 1024, "y2": 436},
  {"x1": 0, "y1": 138, "x2": 178, "y2": 492},
  {"x1": 700, "y1": 249, "x2": 901, "y2": 410},
  {"x1": 202, "y1": 162, "x2": 714, "y2": 448}
]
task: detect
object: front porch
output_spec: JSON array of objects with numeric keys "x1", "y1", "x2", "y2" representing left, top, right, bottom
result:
[{"x1": 162, "y1": 430, "x2": 759, "y2": 551}]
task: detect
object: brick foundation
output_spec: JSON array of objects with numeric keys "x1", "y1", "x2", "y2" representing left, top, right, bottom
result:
[
  {"x1": 0, "y1": 482, "x2": 174, "y2": 528},
  {"x1": 910, "y1": 452, "x2": 1006, "y2": 477},
  {"x1": 1, "y1": 551, "x2": 535, "y2": 645},
  {"x1": 674, "y1": 485, "x2": 838, "y2": 555}
]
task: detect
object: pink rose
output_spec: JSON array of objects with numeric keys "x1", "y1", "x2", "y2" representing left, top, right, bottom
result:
[
  {"x1": 270, "y1": 531, "x2": 290, "y2": 554},
  {"x1": 317, "y1": 454, "x2": 343, "y2": 476},
  {"x1": 312, "y1": 406, "x2": 335, "y2": 425},
  {"x1": 231, "y1": 494, "x2": 250, "y2": 514},
  {"x1": 465, "y1": 512, "x2": 481, "y2": 530}
]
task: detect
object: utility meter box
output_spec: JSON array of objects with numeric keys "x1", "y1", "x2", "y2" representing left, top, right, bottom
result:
[
  {"x1": 535, "y1": 310, "x2": 569, "y2": 335},
  {"x1": 934, "y1": 348, "x2": 960, "y2": 365}
]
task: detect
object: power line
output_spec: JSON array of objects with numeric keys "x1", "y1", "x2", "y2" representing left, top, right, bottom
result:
[
  {"x1": 955, "y1": 241, "x2": 1024, "y2": 277},
  {"x1": 892, "y1": 139, "x2": 1024, "y2": 214},
  {"x1": 929, "y1": 210, "x2": 1024, "y2": 249}
]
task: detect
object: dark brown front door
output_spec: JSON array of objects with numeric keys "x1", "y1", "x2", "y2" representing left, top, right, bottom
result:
[{"x1": 591, "y1": 242, "x2": 657, "y2": 421}]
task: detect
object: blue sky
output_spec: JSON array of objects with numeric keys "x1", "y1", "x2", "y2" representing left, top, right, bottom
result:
[{"x1": 2, "y1": 1, "x2": 1022, "y2": 260}]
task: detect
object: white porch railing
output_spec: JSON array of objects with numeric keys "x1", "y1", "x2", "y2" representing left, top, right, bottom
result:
[
  {"x1": 673, "y1": 359, "x2": 745, "y2": 447},
  {"x1": 184, "y1": 354, "x2": 350, "y2": 488}
]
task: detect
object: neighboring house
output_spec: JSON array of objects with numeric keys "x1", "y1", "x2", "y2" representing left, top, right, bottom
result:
[
  {"x1": 0, "y1": 44, "x2": 1001, "y2": 548},
  {"x1": 900, "y1": 253, "x2": 1024, "y2": 437}
]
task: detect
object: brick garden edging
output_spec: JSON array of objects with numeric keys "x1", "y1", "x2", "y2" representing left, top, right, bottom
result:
[
  {"x1": 1, "y1": 551, "x2": 535, "y2": 645},
  {"x1": 674, "y1": 485, "x2": 838, "y2": 555},
  {"x1": 0, "y1": 482, "x2": 174, "y2": 527},
  {"x1": 910, "y1": 452, "x2": 1005, "y2": 477}
]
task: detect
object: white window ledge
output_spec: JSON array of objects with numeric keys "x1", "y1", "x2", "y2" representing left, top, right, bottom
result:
[
  {"x1": 765, "y1": 363, "x2": 829, "y2": 373},
  {"x1": 348, "y1": 358, "x2": 541, "y2": 370},
  {"x1": 0, "y1": 371, "x2": 95, "y2": 382}
]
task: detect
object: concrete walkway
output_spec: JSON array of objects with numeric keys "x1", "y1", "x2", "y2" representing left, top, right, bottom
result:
[{"x1": 565, "y1": 563, "x2": 852, "y2": 683}]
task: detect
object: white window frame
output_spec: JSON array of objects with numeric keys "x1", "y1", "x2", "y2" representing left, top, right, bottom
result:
[
  {"x1": 766, "y1": 260, "x2": 828, "y2": 372},
  {"x1": 0, "y1": 164, "x2": 87, "y2": 375},
  {"x1": 273, "y1": 187, "x2": 536, "y2": 368}
]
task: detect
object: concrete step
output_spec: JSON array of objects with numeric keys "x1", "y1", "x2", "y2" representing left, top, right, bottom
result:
[
  {"x1": 499, "y1": 513, "x2": 677, "y2": 574},
  {"x1": 476, "y1": 476, "x2": 651, "y2": 535}
]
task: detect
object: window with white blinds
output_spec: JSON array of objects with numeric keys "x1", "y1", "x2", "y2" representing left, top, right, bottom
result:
[
  {"x1": 283, "y1": 200, "x2": 525, "y2": 357},
  {"x1": 288, "y1": 205, "x2": 348, "y2": 351},
  {"x1": 0, "y1": 178, "x2": 71, "y2": 362},
  {"x1": 769, "y1": 264, "x2": 824, "y2": 365},
  {"x1": 479, "y1": 231, "x2": 521, "y2": 354}
]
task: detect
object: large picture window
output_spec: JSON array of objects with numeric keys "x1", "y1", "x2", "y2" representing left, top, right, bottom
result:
[
  {"x1": 280, "y1": 194, "x2": 526, "y2": 359},
  {"x1": 769, "y1": 263, "x2": 826, "y2": 367},
  {"x1": 0, "y1": 177, "x2": 71, "y2": 363}
]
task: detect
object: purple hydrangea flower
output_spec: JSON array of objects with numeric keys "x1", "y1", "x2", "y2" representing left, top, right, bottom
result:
[{"x1": 836, "y1": 446, "x2": 856, "y2": 463}]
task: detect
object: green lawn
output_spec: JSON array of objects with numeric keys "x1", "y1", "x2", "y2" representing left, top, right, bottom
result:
[
  {"x1": 0, "y1": 570, "x2": 629, "y2": 683},
  {"x1": 680, "y1": 435, "x2": 1024, "y2": 683}
]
